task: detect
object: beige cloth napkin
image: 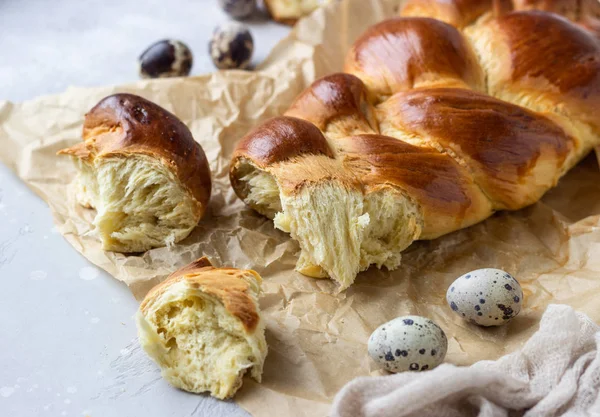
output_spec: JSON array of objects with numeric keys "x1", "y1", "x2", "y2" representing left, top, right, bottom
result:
[{"x1": 331, "y1": 305, "x2": 600, "y2": 417}]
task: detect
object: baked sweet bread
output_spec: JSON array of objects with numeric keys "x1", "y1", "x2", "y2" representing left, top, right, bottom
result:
[
  {"x1": 401, "y1": 0, "x2": 600, "y2": 30},
  {"x1": 136, "y1": 257, "x2": 267, "y2": 399},
  {"x1": 264, "y1": 0, "x2": 330, "y2": 25},
  {"x1": 230, "y1": 2, "x2": 600, "y2": 289},
  {"x1": 58, "y1": 94, "x2": 211, "y2": 253}
]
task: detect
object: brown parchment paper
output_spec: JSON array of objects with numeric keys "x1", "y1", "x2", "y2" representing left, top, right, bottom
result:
[{"x1": 2, "y1": 0, "x2": 600, "y2": 416}]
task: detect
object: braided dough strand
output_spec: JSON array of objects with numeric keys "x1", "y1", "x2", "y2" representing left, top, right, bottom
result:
[{"x1": 230, "y1": 1, "x2": 600, "y2": 289}]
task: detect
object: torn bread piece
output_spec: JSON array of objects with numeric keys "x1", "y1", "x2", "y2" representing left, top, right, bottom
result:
[
  {"x1": 136, "y1": 257, "x2": 267, "y2": 399},
  {"x1": 58, "y1": 93, "x2": 211, "y2": 253}
]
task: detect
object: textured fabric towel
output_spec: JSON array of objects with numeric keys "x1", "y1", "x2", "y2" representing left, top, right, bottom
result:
[{"x1": 331, "y1": 305, "x2": 600, "y2": 417}]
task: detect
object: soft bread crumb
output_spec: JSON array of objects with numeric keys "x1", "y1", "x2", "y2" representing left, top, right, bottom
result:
[
  {"x1": 240, "y1": 168, "x2": 282, "y2": 219},
  {"x1": 137, "y1": 270, "x2": 267, "y2": 399},
  {"x1": 241, "y1": 167, "x2": 422, "y2": 288},
  {"x1": 360, "y1": 190, "x2": 421, "y2": 271},
  {"x1": 275, "y1": 183, "x2": 367, "y2": 288},
  {"x1": 74, "y1": 155, "x2": 200, "y2": 252}
]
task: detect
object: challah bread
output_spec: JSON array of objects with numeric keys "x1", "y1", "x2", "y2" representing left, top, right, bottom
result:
[
  {"x1": 230, "y1": 4, "x2": 600, "y2": 289},
  {"x1": 58, "y1": 94, "x2": 211, "y2": 253},
  {"x1": 136, "y1": 257, "x2": 267, "y2": 399},
  {"x1": 401, "y1": 0, "x2": 600, "y2": 29}
]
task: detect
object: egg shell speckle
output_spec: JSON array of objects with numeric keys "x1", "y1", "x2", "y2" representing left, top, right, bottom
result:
[
  {"x1": 368, "y1": 315, "x2": 448, "y2": 373},
  {"x1": 138, "y1": 40, "x2": 193, "y2": 79},
  {"x1": 209, "y1": 22, "x2": 254, "y2": 70},
  {"x1": 446, "y1": 268, "x2": 523, "y2": 326}
]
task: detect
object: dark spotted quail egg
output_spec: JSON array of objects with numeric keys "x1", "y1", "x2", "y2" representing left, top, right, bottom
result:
[
  {"x1": 447, "y1": 268, "x2": 523, "y2": 326},
  {"x1": 218, "y1": 0, "x2": 256, "y2": 19},
  {"x1": 209, "y1": 22, "x2": 254, "y2": 70},
  {"x1": 139, "y1": 40, "x2": 193, "y2": 79},
  {"x1": 368, "y1": 316, "x2": 448, "y2": 373}
]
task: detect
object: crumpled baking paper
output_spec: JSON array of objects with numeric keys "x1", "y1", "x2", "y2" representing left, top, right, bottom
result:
[{"x1": 1, "y1": 0, "x2": 600, "y2": 416}]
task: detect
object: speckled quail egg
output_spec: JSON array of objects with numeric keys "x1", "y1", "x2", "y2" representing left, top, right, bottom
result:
[
  {"x1": 138, "y1": 39, "x2": 193, "y2": 79},
  {"x1": 219, "y1": 0, "x2": 256, "y2": 19},
  {"x1": 209, "y1": 22, "x2": 254, "y2": 70},
  {"x1": 446, "y1": 268, "x2": 523, "y2": 327},
  {"x1": 368, "y1": 316, "x2": 448, "y2": 373}
]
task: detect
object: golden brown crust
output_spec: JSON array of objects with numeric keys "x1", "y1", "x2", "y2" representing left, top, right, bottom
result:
[
  {"x1": 229, "y1": 4, "x2": 600, "y2": 279},
  {"x1": 511, "y1": 0, "x2": 596, "y2": 20},
  {"x1": 401, "y1": 0, "x2": 600, "y2": 28},
  {"x1": 493, "y1": 12, "x2": 600, "y2": 130},
  {"x1": 229, "y1": 116, "x2": 335, "y2": 204},
  {"x1": 59, "y1": 141, "x2": 92, "y2": 159},
  {"x1": 285, "y1": 73, "x2": 377, "y2": 135},
  {"x1": 501, "y1": 12, "x2": 599, "y2": 91},
  {"x1": 140, "y1": 257, "x2": 262, "y2": 333},
  {"x1": 340, "y1": 134, "x2": 493, "y2": 238},
  {"x1": 344, "y1": 17, "x2": 485, "y2": 99},
  {"x1": 231, "y1": 116, "x2": 334, "y2": 168},
  {"x1": 401, "y1": 0, "x2": 500, "y2": 28},
  {"x1": 377, "y1": 88, "x2": 573, "y2": 209},
  {"x1": 58, "y1": 93, "x2": 212, "y2": 215}
]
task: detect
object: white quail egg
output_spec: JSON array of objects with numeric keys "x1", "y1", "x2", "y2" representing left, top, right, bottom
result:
[
  {"x1": 368, "y1": 315, "x2": 447, "y2": 373},
  {"x1": 446, "y1": 268, "x2": 523, "y2": 326}
]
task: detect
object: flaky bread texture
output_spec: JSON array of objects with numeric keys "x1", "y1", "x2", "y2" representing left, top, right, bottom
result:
[
  {"x1": 136, "y1": 257, "x2": 267, "y2": 399},
  {"x1": 58, "y1": 94, "x2": 211, "y2": 253},
  {"x1": 231, "y1": 6, "x2": 600, "y2": 289}
]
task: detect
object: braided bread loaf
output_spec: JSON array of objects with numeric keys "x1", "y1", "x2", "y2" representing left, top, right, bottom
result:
[{"x1": 230, "y1": 0, "x2": 600, "y2": 289}]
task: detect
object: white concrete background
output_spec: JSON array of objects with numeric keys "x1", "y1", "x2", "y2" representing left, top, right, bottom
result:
[{"x1": 0, "y1": 0, "x2": 289, "y2": 416}]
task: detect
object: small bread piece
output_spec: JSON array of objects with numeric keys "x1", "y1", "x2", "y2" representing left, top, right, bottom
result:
[
  {"x1": 136, "y1": 257, "x2": 267, "y2": 399},
  {"x1": 264, "y1": 0, "x2": 330, "y2": 25},
  {"x1": 58, "y1": 94, "x2": 211, "y2": 253}
]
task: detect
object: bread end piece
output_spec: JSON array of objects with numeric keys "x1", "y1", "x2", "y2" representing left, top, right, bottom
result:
[
  {"x1": 58, "y1": 94, "x2": 212, "y2": 253},
  {"x1": 136, "y1": 257, "x2": 267, "y2": 399}
]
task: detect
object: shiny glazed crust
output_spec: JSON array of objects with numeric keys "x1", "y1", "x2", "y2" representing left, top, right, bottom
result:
[
  {"x1": 58, "y1": 93, "x2": 212, "y2": 215},
  {"x1": 230, "y1": 3, "x2": 600, "y2": 285},
  {"x1": 140, "y1": 257, "x2": 262, "y2": 333},
  {"x1": 401, "y1": 0, "x2": 600, "y2": 29}
]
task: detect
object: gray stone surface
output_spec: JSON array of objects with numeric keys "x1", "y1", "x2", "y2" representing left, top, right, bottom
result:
[
  {"x1": 0, "y1": 0, "x2": 289, "y2": 415},
  {"x1": 0, "y1": 0, "x2": 288, "y2": 102}
]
